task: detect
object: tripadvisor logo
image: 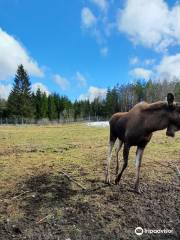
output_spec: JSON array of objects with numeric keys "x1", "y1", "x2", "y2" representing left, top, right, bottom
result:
[
  {"x1": 135, "y1": 227, "x2": 173, "y2": 236},
  {"x1": 135, "y1": 227, "x2": 143, "y2": 236}
]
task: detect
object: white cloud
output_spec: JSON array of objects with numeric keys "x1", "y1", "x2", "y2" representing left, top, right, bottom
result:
[
  {"x1": 100, "y1": 46, "x2": 108, "y2": 56},
  {"x1": 156, "y1": 54, "x2": 180, "y2": 80},
  {"x1": 144, "y1": 58, "x2": 155, "y2": 66},
  {"x1": 117, "y1": 0, "x2": 180, "y2": 52},
  {"x1": 81, "y1": 4, "x2": 112, "y2": 53},
  {"x1": 130, "y1": 54, "x2": 180, "y2": 81},
  {"x1": 53, "y1": 74, "x2": 70, "y2": 91},
  {"x1": 0, "y1": 84, "x2": 12, "y2": 99},
  {"x1": 130, "y1": 57, "x2": 156, "y2": 66},
  {"x1": 81, "y1": 7, "x2": 97, "y2": 28},
  {"x1": 130, "y1": 67, "x2": 153, "y2": 80},
  {"x1": 31, "y1": 82, "x2": 50, "y2": 95},
  {"x1": 104, "y1": 21, "x2": 116, "y2": 37},
  {"x1": 0, "y1": 28, "x2": 43, "y2": 81},
  {"x1": 129, "y1": 56, "x2": 139, "y2": 65},
  {"x1": 75, "y1": 71, "x2": 87, "y2": 87},
  {"x1": 78, "y1": 86, "x2": 107, "y2": 102},
  {"x1": 170, "y1": 4, "x2": 180, "y2": 41},
  {"x1": 91, "y1": 0, "x2": 108, "y2": 12}
]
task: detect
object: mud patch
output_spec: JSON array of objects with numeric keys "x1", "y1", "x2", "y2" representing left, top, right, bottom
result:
[{"x1": 0, "y1": 171, "x2": 179, "y2": 240}]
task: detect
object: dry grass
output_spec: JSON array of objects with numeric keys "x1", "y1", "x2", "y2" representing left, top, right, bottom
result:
[{"x1": 0, "y1": 124, "x2": 179, "y2": 240}]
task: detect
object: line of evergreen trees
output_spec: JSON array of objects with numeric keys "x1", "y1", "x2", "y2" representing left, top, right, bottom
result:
[{"x1": 0, "y1": 64, "x2": 180, "y2": 123}]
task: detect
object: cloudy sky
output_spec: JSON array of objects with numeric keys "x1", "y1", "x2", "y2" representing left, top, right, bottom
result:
[{"x1": 0, "y1": 0, "x2": 180, "y2": 100}]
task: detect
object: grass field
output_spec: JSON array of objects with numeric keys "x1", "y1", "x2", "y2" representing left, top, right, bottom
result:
[{"x1": 0, "y1": 124, "x2": 179, "y2": 240}]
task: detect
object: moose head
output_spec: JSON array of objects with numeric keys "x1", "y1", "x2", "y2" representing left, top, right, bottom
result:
[{"x1": 166, "y1": 93, "x2": 180, "y2": 137}]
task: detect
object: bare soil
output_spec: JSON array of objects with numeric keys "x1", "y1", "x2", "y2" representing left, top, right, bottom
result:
[
  {"x1": 0, "y1": 125, "x2": 179, "y2": 240},
  {"x1": 1, "y1": 172, "x2": 179, "y2": 240}
]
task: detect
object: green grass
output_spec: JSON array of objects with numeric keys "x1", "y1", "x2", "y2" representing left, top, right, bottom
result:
[{"x1": 0, "y1": 123, "x2": 179, "y2": 204}]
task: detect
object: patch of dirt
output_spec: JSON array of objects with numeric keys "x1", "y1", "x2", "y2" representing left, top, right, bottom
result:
[
  {"x1": 0, "y1": 143, "x2": 79, "y2": 156},
  {"x1": 0, "y1": 171, "x2": 179, "y2": 240}
]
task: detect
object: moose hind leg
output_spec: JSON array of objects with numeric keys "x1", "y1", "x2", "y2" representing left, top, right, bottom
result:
[
  {"x1": 115, "y1": 143, "x2": 130, "y2": 184},
  {"x1": 134, "y1": 147, "x2": 144, "y2": 193},
  {"x1": 115, "y1": 139, "x2": 123, "y2": 175},
  {"x1": 105, "y1": 140, "x2": 115, "y2": 184}
]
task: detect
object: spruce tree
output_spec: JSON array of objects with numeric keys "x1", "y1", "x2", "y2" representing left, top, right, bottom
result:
[
  {"x1": 32, "y1": 89, "x2": 48, "y2": 120},
  {"x1": 34, "y1": 88, "x2": 43, "y2": 119},
  {"x1": 48, "y1": 95, "x2": 57, "y2": 120},
  {"x1": 41, "y1": 92, "x2": 48, "y2": 118},
  {"x1": 8, "y1": 64, "x2": 34, "y2": 118}
]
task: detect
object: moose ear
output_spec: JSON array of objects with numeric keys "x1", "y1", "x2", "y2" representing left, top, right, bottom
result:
[{"x1": 167, "y1": 93, "x2": 174, "y2": 106}]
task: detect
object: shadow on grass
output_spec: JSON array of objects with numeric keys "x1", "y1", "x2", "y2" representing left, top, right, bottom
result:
[
  {"x1": 7, "y1": 173, "x2": 113, "y2": 240},
  {"x1": 21, "y1": 172, "x2": 78, "y2": 218}
]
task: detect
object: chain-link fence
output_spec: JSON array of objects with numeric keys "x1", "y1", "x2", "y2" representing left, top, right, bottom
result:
[{"x1": 0, "y1": 116, "x2": 108, "y2": 125}]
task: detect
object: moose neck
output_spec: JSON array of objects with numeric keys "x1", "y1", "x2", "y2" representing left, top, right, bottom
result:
[{"x1": 144, "y1": 102, "x2": 170, "y2": 133}]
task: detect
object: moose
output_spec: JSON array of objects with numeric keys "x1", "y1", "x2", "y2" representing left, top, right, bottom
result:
[{"x1": 105, "y1": 93, "x2": 180, "y2": 193}]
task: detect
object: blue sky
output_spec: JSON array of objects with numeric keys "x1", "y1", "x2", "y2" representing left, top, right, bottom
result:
[{"x1": 0, "y1": 0, "x2": 180, "y2": 101}]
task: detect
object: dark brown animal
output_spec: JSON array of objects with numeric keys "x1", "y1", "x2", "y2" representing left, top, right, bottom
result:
[{"x1": 105, "y1": 93, "x2": 180, "y2": 193}]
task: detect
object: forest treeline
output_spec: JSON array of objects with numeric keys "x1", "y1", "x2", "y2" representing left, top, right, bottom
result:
[{"x1": 0, "y1": 65, "x2": 180, "y2": 123}]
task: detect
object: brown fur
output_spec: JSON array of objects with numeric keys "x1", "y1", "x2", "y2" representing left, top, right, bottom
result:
[{"x1": 105, "y1": 93, "x2": 180, "y2": 193}]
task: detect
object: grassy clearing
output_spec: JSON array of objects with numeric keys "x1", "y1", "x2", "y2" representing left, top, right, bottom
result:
[{"x1": 0, "y1": 124, "x2": 179, "y2": 240}]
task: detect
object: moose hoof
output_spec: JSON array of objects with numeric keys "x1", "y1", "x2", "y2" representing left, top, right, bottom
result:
[
  {"x1": 115, "y1": 178, "x2": 119, "y2": 185},
  {"x1": 105, "y1": 180, "x2": 111, "y2": 185},
  {"x1": 105, "y1": 177, "x2": 111, "y2": 185},
  {"x1": 134, "y1": 187, "x2": 142, "y2": 194}
]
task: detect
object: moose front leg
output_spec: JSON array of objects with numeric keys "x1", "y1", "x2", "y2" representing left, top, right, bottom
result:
[
  {"x1": 115, "y1": 143, "x2": 130, "y2": 184},
  {"x1": 134, "y1": 147, "x2": 144, "y2": 194}
]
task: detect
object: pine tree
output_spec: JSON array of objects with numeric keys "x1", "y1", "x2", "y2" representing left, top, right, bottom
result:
[
  {"x1": 34, "y1": 88, "x2": 43, "y2": 119},
  {"x1": 8, "y1": 65, "x2": 34, "y2": 118},
  {"x1": 134, "y1": 80, "x2": 145, "y2": 102},
  {"x1": 105, "y1": 87, "x2": 119, "y2": 116},
  {"x1": 48, "y1": 95, "x2": 57, "y2": 120},
  {"x1": 53, "y1": 93, "x2": 62, "y2": 120},
  {"x1": 33, "y1": 89, "x2": 48, "y2": 120},
  {"x1": 41, "y1": 92, "x2": 48, "y2": 118}
]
